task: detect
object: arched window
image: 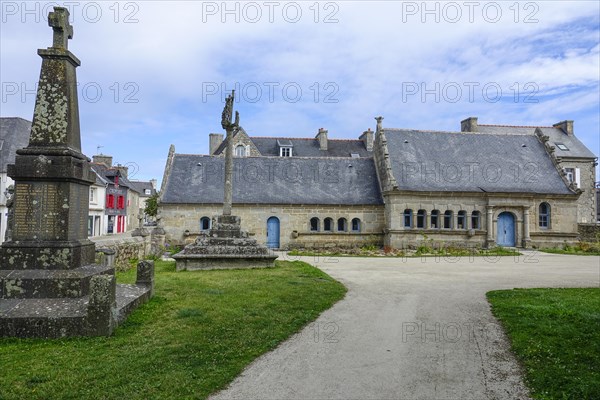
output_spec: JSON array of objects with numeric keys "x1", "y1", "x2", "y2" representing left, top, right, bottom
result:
[
  {"x1": 457, "y1": 210, "x2": 467, "y2": 229},
  {"x1": 430, "y1": 210, "x2": 440, "y2": 229},
  {"x1": 471, "y1": 211, "x2": 481, "y2": 230},
  {"x1": 235, "y1": 145, "x2": 246, "y2": 157},
  {"x1": 200, "y1": 217, "x2": 211, "y2": 231},
  {"x1": 310, "y1": 217, "x2": 320, "y2": 232},
  {"x1": 351, "y1": 218, "x2": 361, "y2": 232},
  {"x1": 539, "y1": 202, "x2": 550, "y2": 228},
  {"x1": 443, "y1": 211, "x2": 453, "y2": 229},
  {"x1": 337, "y1": 218, "x2": 347, "y2": 232},
  {"x1": 403, "y1": 209, "x2": 413, "y2": 228},
  {"x1": 417, "y1": 210, "x2": 426, "y2": 228},
  {"x1": 324, "y1": 218, "x2": 333, "y2": 232}
]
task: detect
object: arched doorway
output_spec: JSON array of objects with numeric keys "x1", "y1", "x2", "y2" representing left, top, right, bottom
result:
[
  {"x1": 496, "y1": 212, "x2": 515, "y2": 247},
  {"x1": 266, "y1": 217, "x2": 280, "y2": 249}
]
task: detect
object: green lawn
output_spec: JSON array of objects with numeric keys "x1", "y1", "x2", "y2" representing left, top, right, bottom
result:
[
  {"x1": 487, "y1": 288, "x2": 600, "y2": 400},
  {"x1": 0, "y1": 260, "x2": 346, "y2": 400}
]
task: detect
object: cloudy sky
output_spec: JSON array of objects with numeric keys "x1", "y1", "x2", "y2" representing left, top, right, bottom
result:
[{"x1": 1, "y1": 1, "x2": 598, "y2": 184}]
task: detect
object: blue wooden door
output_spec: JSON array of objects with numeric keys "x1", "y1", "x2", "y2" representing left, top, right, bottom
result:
[
  {"x1": 266, "y1": 217, "x2": 280, "y2": 249},
  {"x1": 496, "y1": 212, "x2": 515, "y2": 247}
]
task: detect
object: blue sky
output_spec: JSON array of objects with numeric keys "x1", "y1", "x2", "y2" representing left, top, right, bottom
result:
[{"x1": 1, "y1": 1, "x2": 598, "y2": 185}]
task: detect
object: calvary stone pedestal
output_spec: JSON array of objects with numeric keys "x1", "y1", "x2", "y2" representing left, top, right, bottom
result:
[{"x1": 0, "y1": 7, "x2": 153, "y2": 338}]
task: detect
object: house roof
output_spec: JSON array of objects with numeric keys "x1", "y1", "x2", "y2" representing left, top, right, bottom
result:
[
  {"x1": 477, "y1": 124, "x2": 596, "y2": 159},
  {"x1": 161, "y1": 154, "x2": 383, "y2": 205},
  {"x1": 90, "y1": 163, "x2": 135, "y2": 190},
  {"x1": 214, "y1": 132, "x2": 372, "y2": 158},
  {"x1": 384, "y1": 129, "x2": 574, "y2": 195},
  {"x1": 0, "y1": 117, "x2": 31, "y2": 173},
  {"x1": 129, "y1": 180, "x2": 157, "y2": 196}
]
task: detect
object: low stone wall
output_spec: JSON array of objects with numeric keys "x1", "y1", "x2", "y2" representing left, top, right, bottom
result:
[
  {"x1": 91, "y1": 235, "x2": 151, "y2": 272},
  {"x1": 578, "y1": 223, "x2": 600, "y2": 242}
]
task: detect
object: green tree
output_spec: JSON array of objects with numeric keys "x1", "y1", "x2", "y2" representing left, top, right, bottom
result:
[{"x1": 144, "y1": 193, "x2": 159, "y2": 217}]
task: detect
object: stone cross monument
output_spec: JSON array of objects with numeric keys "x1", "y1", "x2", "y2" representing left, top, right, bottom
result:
[
  {"x1": 220, "y1": 90, "x2": 238, "y2": 216},
  {"x1": 0, "y1": 7, "x2": 153, "y2": 338},
  {"x1": 173, "y1": 93, "x2": 277, "y2": 270}
]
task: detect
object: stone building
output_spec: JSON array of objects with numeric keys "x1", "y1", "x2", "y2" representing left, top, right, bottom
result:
[{"x1": 159, "y1": 117, "x2": 597, "y2": 250}]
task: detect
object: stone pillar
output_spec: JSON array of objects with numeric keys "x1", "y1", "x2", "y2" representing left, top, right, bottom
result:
[
  {"x1": 411, "y1": 211, "x2": 417, "y2": 230},
  {"x1": 424, "y1": 211, "x2": 429, "y2": 229},
  {"x1": 137, "y1": 260, "x2": 155, "y2": 297},
  {"x1": 87, "y1": 274, "x2": 117, "y2": 336},
  {"x1": 522, "y1": 206, "x2": 531, "y2": 248},
  {"x1": 223, "y1": 128, "x2": 234, "y2": 215},
  {"x1": 485, "y1": 206, "x2": 494, "y2": 248}
]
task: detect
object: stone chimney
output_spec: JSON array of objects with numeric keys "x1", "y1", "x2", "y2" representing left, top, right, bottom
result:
[
  {"x1": 553, "y1": 120, "x2": 574, "y2": 136},
  {"x1": 359, "y1": 128, "x2": 374, "y2": 151},
  {"x1": 209, "y1": 133, "x2": 224, "y2": 155},
  {"x1": 93, "y1": 154, "x2": 113, "y2": 167},
  {"x1": 150, "y1": 179, "x2": 157, "y2": 189},
  {"x1": 316, "y1": 128, "x2": 328, "y2": 151},
  {"x1": 114, "y1": 164, "x2": 128, "y2": 179},
  {"x1": 460, "y1": 117, "x2": 478, "y2": 132}
]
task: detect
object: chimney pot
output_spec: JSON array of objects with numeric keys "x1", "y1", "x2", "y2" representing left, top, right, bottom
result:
[
  {"x1": 316, "y1": 128, "x2": 328, "y2": 151},
  {"x1": 553, "y1": 120, "x2": 574, "y2": 136},
  {"x1": 209, "y1": 133, "x2": 224, "y2": 155},
  {"x1": 461, "y1": 117, "x2": 478, "y2": 132}
]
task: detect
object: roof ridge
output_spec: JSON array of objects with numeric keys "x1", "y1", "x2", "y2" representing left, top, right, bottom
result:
[
  {"x1": 479, "y1": 124, "x2": 555, "y2": 128},
  {"x1": 175, "y1": 153, "x2": 373, "y2": 160},
  {"x1": 251, "y1": 136, "x2": 361, "y2": 142}
]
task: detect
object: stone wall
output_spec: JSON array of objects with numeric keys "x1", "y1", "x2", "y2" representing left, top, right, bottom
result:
[
  {"x1": 578, "y1": 223, "x2": 600, "y2": 242},
  {"x1": 91, "y1": 235, "x2": 151, "y2": 271},
  {"x1": 159, "y1": 203, "x2": 385, "y2": 249},
  {"x1": 384, "y1": 191, "x2": 580, "y2": 249},
  {"x1": 557, "y1": 159, "x2": 596, "y2": 224}
]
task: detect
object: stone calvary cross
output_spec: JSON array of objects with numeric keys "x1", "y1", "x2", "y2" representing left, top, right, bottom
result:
[
  {"x1": 48, "y1": 7, "x2": 73, "y2": 49},
  {"x1": 220, "y1": 90, "x2": 239, "y2": 216}
]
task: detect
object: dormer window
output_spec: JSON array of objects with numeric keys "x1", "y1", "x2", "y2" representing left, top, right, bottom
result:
[
  {"x1": 350, "y1": 153, "x2": 360, "y2": 158},
  {"x1": 235, "y1": 145, "x2": 247, "y2": 157},
  {"x1": 555, "y1": 143, "x2": 569, "y2": 151},
  {"x1": 277, "y1": 139, "x2": 293, "y2": 157}
]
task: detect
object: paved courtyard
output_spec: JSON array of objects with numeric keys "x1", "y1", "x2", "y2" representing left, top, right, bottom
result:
[{"x1": 210, "y1": 251, "x2": 600, "y2": 400}]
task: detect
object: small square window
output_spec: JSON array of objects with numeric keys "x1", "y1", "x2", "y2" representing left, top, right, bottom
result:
[
  {"x1": 555, "y1": 143, "x2": 569, "y2": 151},
  {"x1": 280, "y1": 147, "x2": 292, "y2": 157}
]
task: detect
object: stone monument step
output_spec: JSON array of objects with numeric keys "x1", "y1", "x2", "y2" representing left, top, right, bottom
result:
[
  {"x1": 195, "y1": 237, "x2": 259, "y2": 247},
  {"x1": 0, "y1": 296, "x2": 88, "y2": 337},
  {"x1": 0, "y1": 264, "x2": 114, "y2": 299},
  {"x1": 212, "y1": 223, "x2": 241, "y2": 231},
  {"x1": 115, "y1": 283, "x2": 153, "y2": 324},
  {"x1": 208, "y1": 230, "x2": 247, "y2": 238},
  {"x1": 215, "y1": 215, "x2": 241, "y2": 225}
]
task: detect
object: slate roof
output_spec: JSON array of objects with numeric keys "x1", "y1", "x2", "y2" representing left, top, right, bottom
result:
[
  {"x1": 385, "y1": 129, "x2": 574, "y2": 195},
  {"x1": 0, "y1": 117, "x2": 31, "y2": 173},
  {"x1": 90, "y1": 163, "x2": 135, "y2": 190},
  {"x1": 129, "y1": 181, "x2": 157, "y2": 197},
  {"x1": 477, "y1": 125, "x2": 596, "y2": 159},
  {"x1": 214, "y1": 133, "x2": 372, "y2": 158},
  {"x1": 161, "y1": 154, "x2": 383, "y2": 205}
]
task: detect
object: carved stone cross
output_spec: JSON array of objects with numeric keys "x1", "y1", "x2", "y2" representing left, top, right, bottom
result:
[{"x1": 48, "y1": 7, "x2": 73, "y2": 49}]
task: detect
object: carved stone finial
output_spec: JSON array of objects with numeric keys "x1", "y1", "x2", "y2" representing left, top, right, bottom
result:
[
  {"x1": 48, "y1": 7, "x2": 73, "y2": 49},
  {"x1": 375, "y1": 116, "x2": 384, "y2": 132},
  {"x1": 221, "y1": 90, "x2": 235, "y2": 130}
]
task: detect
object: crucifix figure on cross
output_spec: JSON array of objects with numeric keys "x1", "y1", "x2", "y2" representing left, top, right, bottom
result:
[{"x1": 48, "y1": 7, "x2": 73, "y2": 49}]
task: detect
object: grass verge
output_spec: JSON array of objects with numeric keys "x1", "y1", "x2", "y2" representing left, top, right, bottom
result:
[
  {"x1": 0, "y1": 260, "x2": 346, "y2": 400},
  {"x1": 487, "y1": 288, "x2": 600, "y2": 399}
]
